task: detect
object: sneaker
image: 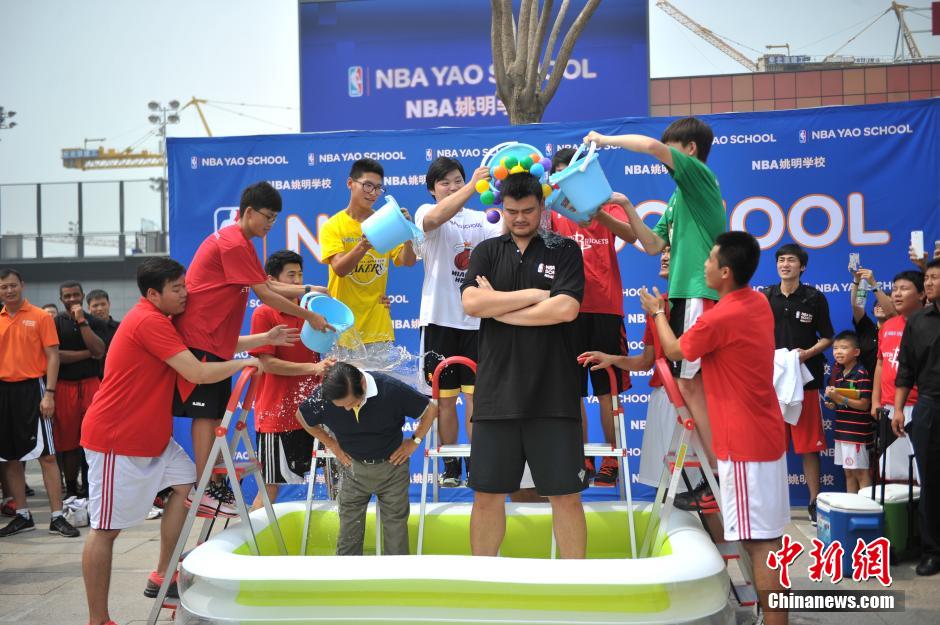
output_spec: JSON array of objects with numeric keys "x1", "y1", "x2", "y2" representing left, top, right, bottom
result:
[
  {"x1": 1, "y1": 499, "x2": 15, "y2": 517},
  {"x1": 593, "y1": 458, "x2": 619, "y2": 487},
  {"x1": 584, "y1": 458, "x2": 597, "y2": 481},
  {"x1": 24, "y1": 484, "x2": 35, "y2": 497},
  {"x1": 185, "y1": 483, "x2": 238, "y2": 519},
  {"x1": 144, "y1": 570, "x2": 179, "y2": 599},
  {"x1": 675, "y1": 479, "x2": 718, "y2": 511},
  {"x1": 146, "y1": 506, "x2": 164, "y2": 520},
  {"x1": 49, "y1": 515, "x2": 80, "y2": 537},
  {"x1": 808, "y1": 500, "x2": 817, "y2": 526},
  {"x1": 440, "y1": 460, "x2": 461, "y2": 488},
  {"x1": 0, "y1": 513, "x2": 35, "y2": 537}
]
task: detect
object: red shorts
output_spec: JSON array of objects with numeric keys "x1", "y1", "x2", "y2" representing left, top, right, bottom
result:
[
  {"x1": 54, "y1": 377, "x2": 100, "y2": 452},
  {"x1": 786, "y1": 389, "x2": 827, "y2": 454}
]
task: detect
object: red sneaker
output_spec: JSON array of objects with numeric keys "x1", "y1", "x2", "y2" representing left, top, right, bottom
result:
[{"x1": 594, "y1": 458, "x2": 619, "y2": 486}]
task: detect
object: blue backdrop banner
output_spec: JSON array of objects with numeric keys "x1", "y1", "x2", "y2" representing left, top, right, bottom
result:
[
  {"x1": 169, "y1": 99, "x2": 940, "y2": 506},
  {"x1": 298, "y1": 0, "x2": 650, "y2": 130}
]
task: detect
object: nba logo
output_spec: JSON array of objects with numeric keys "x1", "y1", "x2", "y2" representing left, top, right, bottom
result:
[
  {"x1": 307, "y1": 152, "x2": 316, "y2": 166},
  {"x1": 213, "y1": 207, "x2": 239, "y2": 232},
  {"x1": 348, "y1": 66, "x2": 364, "y2": 98},
  {"x1": 425, "y1": 148, "x2": 433, "y2": 161},
  {"x1": 799, "y1": 129, "x2": 807, "y2": 144},
  {"x1": 190, "y1": 156, "x2": 198, "y2": 169},
  {"x1": 545, "y1": 143, "x2": 553, "y2": 155}
]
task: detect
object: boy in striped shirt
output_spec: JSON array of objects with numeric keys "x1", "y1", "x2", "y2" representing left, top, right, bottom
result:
[{"x1": 823, "y1": 330, "x2": 873, "y2": 493}]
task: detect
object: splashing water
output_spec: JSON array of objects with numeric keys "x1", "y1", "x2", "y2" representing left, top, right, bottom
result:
[{"x1": 326, "y1": 328, "x2": 422, "y2": 386}]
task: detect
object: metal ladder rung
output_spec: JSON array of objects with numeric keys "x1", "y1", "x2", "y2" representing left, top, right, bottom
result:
[
  {"x1": 426, "y1": 444, "x2": 471, "y2": 458},
  {"x1": 732, "y1": 582, "x2": 758, "y2": 606},
  {"x1": 211, "y1": 460, "x2": 261, "y2": 476},
  {"x1": 716, "y1": 542, "x2": 740, "y2": 560},
  {"x1": 665, "y1": 451, "x2": 702, "y2": 469},
  {"x1": 161, "y1": 597, "x2": 179, "y2": 609},
  {"x1": 583, "y1": 443, "x2": 624, "y2": 456}
]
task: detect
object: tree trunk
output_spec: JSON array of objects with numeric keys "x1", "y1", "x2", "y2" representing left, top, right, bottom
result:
[{"x1": 491, "y1": 0, "x2": 602, "y2": 125}]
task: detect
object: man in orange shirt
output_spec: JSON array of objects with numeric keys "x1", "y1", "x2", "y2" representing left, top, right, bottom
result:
[{"x1": 0, "y1": 268, "x2": 80, "y2": 537}]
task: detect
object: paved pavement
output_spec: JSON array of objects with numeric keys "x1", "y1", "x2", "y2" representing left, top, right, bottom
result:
[{"x1": 1, "y1": 461, "x2": 937, "y2": 625}]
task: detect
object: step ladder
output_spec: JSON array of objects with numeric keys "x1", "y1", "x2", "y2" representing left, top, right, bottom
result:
[
  {"x1": 147, "y1": 367, "x2": 286, "y2": 625},
  {"x1": 416, "y1": 357, "x2": 636, "y2": 559},
  {"x1": 642, "y1": 358, "x2": 759, "y2": 610}
]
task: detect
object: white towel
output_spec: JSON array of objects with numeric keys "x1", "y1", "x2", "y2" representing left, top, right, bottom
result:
[{"x1": 773, "y1": 348, "x2": 815, "y2": 425}]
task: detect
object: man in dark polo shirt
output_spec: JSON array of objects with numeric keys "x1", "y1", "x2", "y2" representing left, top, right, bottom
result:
[
  {"x1": 895, "y1": 258, "x2": 940, "y2": 576},
  {"x1": 54, "y1": 281, "x2": 107, "y2": 498},
  {"x1": 461, "y1": 173, "x2": 587, "y2": 559},
  {"x1": 764, "y1": 244, "x2": 834, "y2": 525},
  {"x1": 86, "y1": 289, "x2": 120, "y2": 379},
  {"x1": 297, "y1": 362, "x2": 437, "y2": 556}
]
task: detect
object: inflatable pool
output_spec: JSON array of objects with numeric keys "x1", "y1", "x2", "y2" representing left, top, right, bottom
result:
[{"x1": 175, "y1": 500, "x2": 733, "y2": 624}]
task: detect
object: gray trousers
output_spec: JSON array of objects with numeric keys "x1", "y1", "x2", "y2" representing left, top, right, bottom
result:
[{"x1": 336, "y1": 459, "x2": 411, "y2": 556}]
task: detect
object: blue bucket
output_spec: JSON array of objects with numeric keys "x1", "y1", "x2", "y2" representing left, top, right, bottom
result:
[
  {"x1": 299, "y1": 293, "x2": 355, "y2": 354},
  {"x1": 361, "y1": 195, "x2": 423, "y2": 254},
  {"x1": 547, "y1": 142, "x2": 611, "y2": 221}
]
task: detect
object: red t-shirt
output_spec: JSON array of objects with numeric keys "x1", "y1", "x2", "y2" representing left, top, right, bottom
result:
[
  {"x1": 679, "y1": 288, "x2": 786, "y2": 462},
  {"x1": 174, "y1": 224, "x2": 267, "y2": 359},
  {"x1": 550, "y1": 203, "x2": 626, "y2": 315},
  {"x1": 81, "y1": 298, "x2": 188, "y2": 456},
  {"x1": 249, "y1": 304, "x2": 320, "y2": 433},
  {"x1": 877, "y1": 314, "x2": 918, "y2": 407},
  {"x1": 643, "y1": 293, "x2": 670, "y2": 388}
]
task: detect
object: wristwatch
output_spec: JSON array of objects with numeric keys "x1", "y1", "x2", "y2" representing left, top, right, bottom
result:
[
  {"x1": 304, "y1": 285, "x2": 313, "y2": 294},
  {"x1": 412, "y1": 435, "x2": 423, "y2": 445},
  {"x1": 77, "y1": 320, "x2": 88, "y2": 327}
]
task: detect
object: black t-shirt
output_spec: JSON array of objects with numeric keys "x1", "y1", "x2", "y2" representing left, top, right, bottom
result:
[
  {"x1": 298, "y1": 371, "x2": 430, "y2": 461},
  {"x1": 54, "y1": 312, "x2": 109, "y2": 381},
  {"x1": 98, "y1": 317, "x2": 121, "y2": 379},
  {"x1": 853, "y1": 313, "x2": 878, "y2": 376},
  {"x1": 460, "y1": 232, "x2": 585, "y2": 420},
  {"x1": 765, "y1": 283, "x2": 834, "y2": 390}
]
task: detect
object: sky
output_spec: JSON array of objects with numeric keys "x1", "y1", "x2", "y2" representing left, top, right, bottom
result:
[{"x1": 1, "y1": 0, "x2": 938, "y2": 233}]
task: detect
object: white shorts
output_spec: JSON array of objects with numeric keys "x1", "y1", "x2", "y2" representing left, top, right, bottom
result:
[
  {"x1": 639, "y1": 386, "x2": 682, "y2": 487},
  {"x1": 880, "y1": 405, "x2": 919, "y2": 482},
  {"x1": 834, "y1": 441, "x2": 869, "y2": 470},
  {"x1": 676, "y1": 298, "x2": 706, "y2": 379},
  {"x1": 717, "y1": 453, "x2": 790, "y2": 542},
  {"x1": 87, "y1": 439, "x2": 195, "y2": 530}
]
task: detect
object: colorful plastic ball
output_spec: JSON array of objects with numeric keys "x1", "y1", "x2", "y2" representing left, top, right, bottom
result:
[
  {"x1": 475, "y1": 179, "x2": 490, "y2": 194},
  {"x1": 509, "y1": 165, "x2": 524, "y2": 174},
  {"x1": 500, "y1": 157, "x2": 507, "y2": 167},
  {"x1": 492, "y1": 191, "x2": 502, "y2": 205},
  {"x1": 505, "y1": 156, "x2": 518, "y2": 169},
  {"x1": 529, "y1": 163, "x2": 545, "y2": 178},
  {"x1": 541, "y1": 183, "x2": 553, "y2": 198},
  {"x1": 494, "y1": 165, "x2": 509, "y2": 180},
  {"x1": 520, "y1": 156, "x2": 534, "y2": 170},
  {"x1": 480, "y1": 190, "x2": 495, "y2": 206},
  {"x1": 494, "y1": 179, "x2": 502, "y2": 189},
  {"x1": 486, "y1": 209, "x2": 501, "y2": 224},
  {"x1": 540, "y1": 157, "x2": 552, "y2": 171},
  {"x1": 530, "y1": 152, "x2": 541, "y2": 163}
]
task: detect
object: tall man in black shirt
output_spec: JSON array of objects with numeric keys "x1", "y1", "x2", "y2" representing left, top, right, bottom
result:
[
  {"x1": 54, "y1": 282, "x2": 107, "y2": 498},
  {"x1": 895, "y1": 258, "x2": 940, "y2": 576},
  {"x1": 765, "y1": 244, "x2": 834, "y2": 525},
  {"x1": 461, "y1": 173, "x2": 587, "y2": 559}
]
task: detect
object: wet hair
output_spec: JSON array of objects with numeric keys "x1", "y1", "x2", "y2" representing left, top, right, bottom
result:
[
  {"x1": 321, "y1": 362, "x2": 365, "y2": 402},
  {"x1": 500, "y1": 172, "x2": 543, "y2": 202},
  {"x1": 892, "y1": 270, "x2": 924, "y2": 293},
  {"x1": 0, "y1": 268, "x2": 22, "y2": 282},
  {"x1": 239, "y1": 181, "x2": 282, "y2": 217},
  {"x1": 425, "y1": 157, "x2": 466, "y2": 192},
  {"x1": 86, "y1": 289, "x2": 110, "y2": 304},
  {"x1": 265, "y1": 250, "x2": 304, "y2": 279},
  {"x1": 551, "y1": 148, "x2": 576, "y2": 172},
  {"x1": 59, "y1": 280, "x2": 84, "y2": 296},
  {"x1": 715, "y1": 231, "x2": 760, "y2": 286},
  {"x1": 349, "y1": 158, "x2": 384, "y2": 180},
  {"x1": 137, "y1": 257, "x2": 186, "y2": 296},
  {"x1": 775, "y1": 243, "x2": 809, "y2": 270},
  {"x1": 661, "y1": 117, "x2": 714, "y2": 163},
  {"x1": 833, "y1": 330, "x2": 860, "y2": 349}
]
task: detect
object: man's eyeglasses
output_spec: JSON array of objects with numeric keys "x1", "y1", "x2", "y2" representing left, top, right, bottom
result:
[
  {"x1": 353, "y1": 179, "x2": 385, "y2": 195},
  {"x1": 254, "y1": 208, "x2": 279, "y2": 224}
]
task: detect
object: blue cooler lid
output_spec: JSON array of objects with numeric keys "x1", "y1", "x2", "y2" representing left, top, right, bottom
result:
[{"x1": 816, "y1": 492, "x2": 884, "y2": 514}]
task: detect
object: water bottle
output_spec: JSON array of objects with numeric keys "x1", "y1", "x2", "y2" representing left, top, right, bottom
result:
[{"x1": 854, "y1": 278, "x2": 871, "y2": 308}]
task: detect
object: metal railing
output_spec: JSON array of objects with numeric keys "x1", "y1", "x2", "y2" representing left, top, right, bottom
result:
[{"x1": 0, "y1": 179, "x2": 167, "y2": 260}]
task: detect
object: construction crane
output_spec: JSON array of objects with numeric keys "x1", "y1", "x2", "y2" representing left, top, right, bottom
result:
[
  {"x1": 61, "y1": 97, "x2": 212, "y2": 171},
  {"x1": 890, "y1": 1, "x2": 922, "y2": 60},
  {"x1": 655, "y1": 0, "x2": 758, "y2": 72}
]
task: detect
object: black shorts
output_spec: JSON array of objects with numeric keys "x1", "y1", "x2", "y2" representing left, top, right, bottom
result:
[
  {"x1": 256, "y1": 429, "x2": 314, "y2": 485},
  {"x1": 420, "y1": 324, "x2": 477, "y2": 396},
  {"x1": 576, "y1": 313, "x2": 631, "y2": 397},
  {"x1": 0, "y1": 378, "x2": 55, "y2": 460},
  {"x1": 469, "y1": 418, "x2": 587, "y2": 496},
  {"x1": 171, "y1": 348, "x2": 231, "y2": 420}
]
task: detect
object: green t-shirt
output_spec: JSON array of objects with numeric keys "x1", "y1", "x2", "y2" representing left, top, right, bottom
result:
[{"x1": 653, "y1": 148, "x2": 726, "y2": 300}]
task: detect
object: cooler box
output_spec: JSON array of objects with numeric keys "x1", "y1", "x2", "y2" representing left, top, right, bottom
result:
[
  {"x1": 816, "y1": 492, "x2": 884, "y2": 573},
  {"x1": 858, "y1": 483, "x2": 920, "y2": 558}
]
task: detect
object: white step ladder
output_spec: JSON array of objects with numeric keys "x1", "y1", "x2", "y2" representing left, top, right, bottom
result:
[
  {"x1": 147, "y1": 368, "x2": 286, "y2": 625},
  {"x1": 642, "y1": 358, "x2": 759, "y2": 609},
  {"x1": 416, "y1": 357, "x2": 636, "y2": 560}
]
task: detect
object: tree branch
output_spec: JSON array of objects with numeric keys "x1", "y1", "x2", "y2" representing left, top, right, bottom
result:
[
  {"x1": 537, "y1": 0, "x2": 570, "y2": 92},
  {"x1": 540, "y1": 0, "x2": 601, "y2": 104},
  {"x1": 491, "y1": 0, "x2": 511, "y2": 103},
  {"x1": 512, "y1": 0, "x2": 535, "y2": 80},
  {"x1": 499, "y1": 0, "x2": 517, "y2": 72},
  {"x1": 524, "y1": 0, "x2": 551, "y2": 94}
]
